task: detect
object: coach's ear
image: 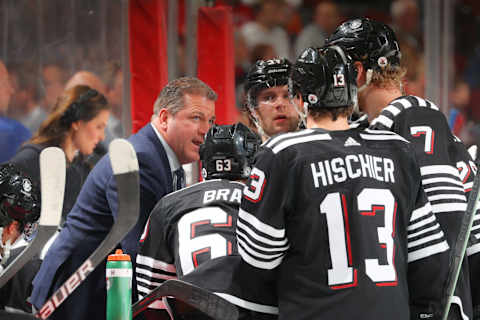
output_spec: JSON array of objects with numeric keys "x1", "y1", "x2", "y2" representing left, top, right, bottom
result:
[
  {"x1": 354, "y1": 61, "x2": 364, "y2": 85},
  {"x1": 154, "y1": 108, "x2": 170, "y2": 134}
]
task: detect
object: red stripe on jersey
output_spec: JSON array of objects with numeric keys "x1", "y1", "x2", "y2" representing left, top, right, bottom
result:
[
  {"x1": 191, "y1": 220, "x2": 210, "y2": 238},
  {"x1": 341, "y1": 194, "x2": 354, "y2": 266},
  {"x1": 332, "y1": 270, "x2": 358, "y2": 290},
  {"x1": 192, "y1": 247, "x2": 210, "y2": 268},
  {"x1": 360, "y1": 205, "x2": 384, "y2": 216},
  {"x1": 213, "y1": 215, "x2": 233, "y2": 228}
]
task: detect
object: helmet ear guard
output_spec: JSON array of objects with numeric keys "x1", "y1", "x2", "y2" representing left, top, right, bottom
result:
[{"x1": 200, "y1": 123, "x2": 261, "y2": 181}]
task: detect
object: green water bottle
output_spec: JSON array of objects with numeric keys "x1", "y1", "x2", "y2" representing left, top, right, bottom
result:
[{"x1": 106, "y1": 249, "x2": 132, "y2": 320}]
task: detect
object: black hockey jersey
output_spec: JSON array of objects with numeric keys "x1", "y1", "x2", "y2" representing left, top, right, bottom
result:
[
  {"x1": 370, "y1": 95, "x2": 476, "y2": 318},
  {"x1": 136, "y1": 179, "x2": 278, "y2": 317},
  {"x1": 238, "y1": 128, "x2": 449, "y2": 320}
]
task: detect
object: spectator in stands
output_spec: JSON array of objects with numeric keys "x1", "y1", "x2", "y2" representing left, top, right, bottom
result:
[
  {"x1": 8, "y1": 63, "x2": 44, "y2": 134},
  {"x1": 390, "y1": 0, "x2": 423, "y2": 81},
  {"x1": 63, "y1": 70, "x2": 110, "y2": 161},
  {"x1": 404, "y1": 54, "x2": 426, "y2": 96},
  {"x1": 449, "y1": 78, "x2": 471, "y2": 138},
  {"x1": 251, "y1": 43, "x2": 277, "y2": 63},
  {"x1": 9, "y1": 85, "x2": 110, "y2": 223},
  {"x1": 104, "y1": 63, "x2": 125, "y2": 144},
  {"x1": 240, "y1": 0, "x2": 292, "y2": 59},
  {"x1": 294, "y1": 0, "x2": 341, "y2": 57},
  {"x1": 41, "y1": 64, "x2": 66, "y2": 114},
  {"x1": 0, "y1": 60, "x2": 31, "y2": 163}
]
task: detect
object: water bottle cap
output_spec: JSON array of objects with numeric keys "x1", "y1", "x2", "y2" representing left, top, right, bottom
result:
[{"x1": 107, "y1": 249, "x2": 131, "y2": 261}]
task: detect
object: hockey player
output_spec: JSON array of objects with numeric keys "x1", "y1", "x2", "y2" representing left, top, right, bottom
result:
[
  {"x1": 136, "y1": 123, "x2": 276, "y2": 319},
  {"x1": 0, "y1": 163, "x2": 41, "y2": 312},
  {"x1": 244, "y1": 58, "x2": 301, "y2": 141},
  {"x1": 237, "y1": 45, "x2": 451, "y2": 319},
  {"x1": 326, "y1": 18, "x2": 476, "y2": 319}
]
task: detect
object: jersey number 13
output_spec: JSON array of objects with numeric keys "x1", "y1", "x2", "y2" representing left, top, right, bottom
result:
[{"x1": 321, "y1": 188, "x2": 397, "y2": 289}]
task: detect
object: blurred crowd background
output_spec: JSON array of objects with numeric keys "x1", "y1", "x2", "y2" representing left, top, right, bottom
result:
[{"x1": 2, "y1": 0, "x2": 480, "y2": 153}]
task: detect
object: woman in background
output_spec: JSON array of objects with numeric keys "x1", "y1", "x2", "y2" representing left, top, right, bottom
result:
[{"x1": 8, "y1": 85, "x2": 110, "y2": 223}]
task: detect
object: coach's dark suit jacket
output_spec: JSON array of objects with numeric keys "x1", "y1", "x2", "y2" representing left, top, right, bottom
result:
[{"x1": 30, "y1": 124, "x2": 174, "y2": 320}]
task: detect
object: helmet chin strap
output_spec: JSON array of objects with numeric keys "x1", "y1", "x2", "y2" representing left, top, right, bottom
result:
[
  {"x1": 247, "y1": 105, "x2": 269, "y2": 141},
  {"x1": 289, "y1": 96, "x2": 307, "y2": 129}
]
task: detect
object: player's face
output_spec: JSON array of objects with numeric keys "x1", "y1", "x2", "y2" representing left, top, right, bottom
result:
[
  {"x1": 255, "y1": 85, "x2": 300, "y2": 137},
  {"x1": 165, "y1": 93, "x2": 216, "y2": 164}
]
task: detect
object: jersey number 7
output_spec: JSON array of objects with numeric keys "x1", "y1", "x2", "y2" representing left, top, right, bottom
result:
[{"x1": 410, "y1": 126, "x2": 434, "y2": 154}]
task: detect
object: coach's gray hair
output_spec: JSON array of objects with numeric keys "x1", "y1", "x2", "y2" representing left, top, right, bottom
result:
[{"x1": 152, "y1": 77, "x2": 217, "y2": 116}]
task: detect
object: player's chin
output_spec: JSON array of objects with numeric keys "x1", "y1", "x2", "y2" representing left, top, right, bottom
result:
[{"x1": 273, "y1": 123, "x2": 294, "y2": 135}]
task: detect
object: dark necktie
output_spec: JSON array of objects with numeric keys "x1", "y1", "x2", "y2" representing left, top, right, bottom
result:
[{"x1": 173, "y1": 168, "x2": 185, "y2": 191}]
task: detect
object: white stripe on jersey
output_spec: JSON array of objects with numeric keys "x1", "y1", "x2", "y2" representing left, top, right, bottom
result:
[
  {"x1": 371, "y1": 115, "x2": 393, "y2": 128},
  {"x1": 271, "y1": 133, "x2": 332, "y2": 154},
  {"x1": 471, "y1": 224, "x2": 480, "y2": 231},
  {"x1": 407, "y1": 223, "x2": 442, "y2": 239},
  {"x1": 420, "y1": 165, "x2": 461, "y2": 177},
  {"x1": 467, "y1": 242, "x2": 480, "y2": 256},
  {"x1": 237, "y1": 220, "x2": 288, "y2": 247},
  {"x1": 215, "y1": 292, "x2": 279, "y2": 314},
  {"x1": 363, "y1": 128, "x2": 403, "y2": 136},
  {"x1": 359, "y1": 133, "x2": 409, "y2": 142},
  {"x1": 410, "y1": 202, "x2": 432, "y2": 221},
  {"x1": 408, "y1": 214, "x2": 436, "y2": 231},
  {"x1": 264, "y1": 129, "x2": 315, "y2": 148},
  {"x1": 464, "y1": 182, "x2": 473, "y2": 190},
  {"x1": 238, "y1": 208, "x2": 286, "y2": 239},
  {"x1": 137, "y1": 254, "x2": 176, "y2": 273},
  {"x1": 422, "y1": 177, "x2": 465, "y2": 188},
  {"x1": 428, "y1": 194, "x2": 467, "y2": 202},
  {"x1": 395, "y1": 98, "x2": 413, "y2": 109},
  {"x1": 407, "y1": 231, "x2": 446, "y2": 248},
  {"x1": 238, "y1": 244, "x2": 283, "y2": 270},
  {"x1": 414, "y1": 96, "x2": 427, "y2": 107},
  {"x1": 432, "y1": 203, "x2": 467, "y2": 213},
  {"x1": 136, "y1": 267, "x2": 177, "y2": 281},
  {"x1": 424, "y1": 186, "x2": 465, "y2": 193},
  {"x1": 237, "y1": 226, "x2": 290, "y2": 252},
  {"x1": 408, "y1": 241, "x2": 449, "y2": 262},
  {"x1": 237, "y1": 238, "x2": 284, "y2": 260},
  {"x1": 383, "y1": 104, "x2": 402, "y2": 116},
  {"x1": 416, "y1": 96, "x2": 439, "y2": 110}
]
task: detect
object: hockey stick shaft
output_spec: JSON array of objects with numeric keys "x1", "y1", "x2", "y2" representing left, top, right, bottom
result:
[
  {"x1": 0, "y1": 147, "x2": 65, "y2": 288},
  {"x1": 441, "y1": 170, "x2": 480, "y2": 320},
  {"x1": 35, "y1": 139, "x2": 140, "y2": 320},
  {"x1": 132, "y1": 279, "x2": 239, "y2": 320}
]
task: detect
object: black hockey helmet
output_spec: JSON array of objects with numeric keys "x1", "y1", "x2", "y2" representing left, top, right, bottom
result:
[
  {"x1": 245, "y1": 58, "x2": 292, "y2": 108},
  {"x1": 290, "y1": 46, "x2": 358, "y2": 110},
  {"x1": 200, "y1": 122, "x2": 261, "y2": 180},
  {"x1": 325, "y1": 18, "x2": 401, "y2": 71},
  {"x1": 0, "y1": 164, "x2": 40, "y2": 238}
]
